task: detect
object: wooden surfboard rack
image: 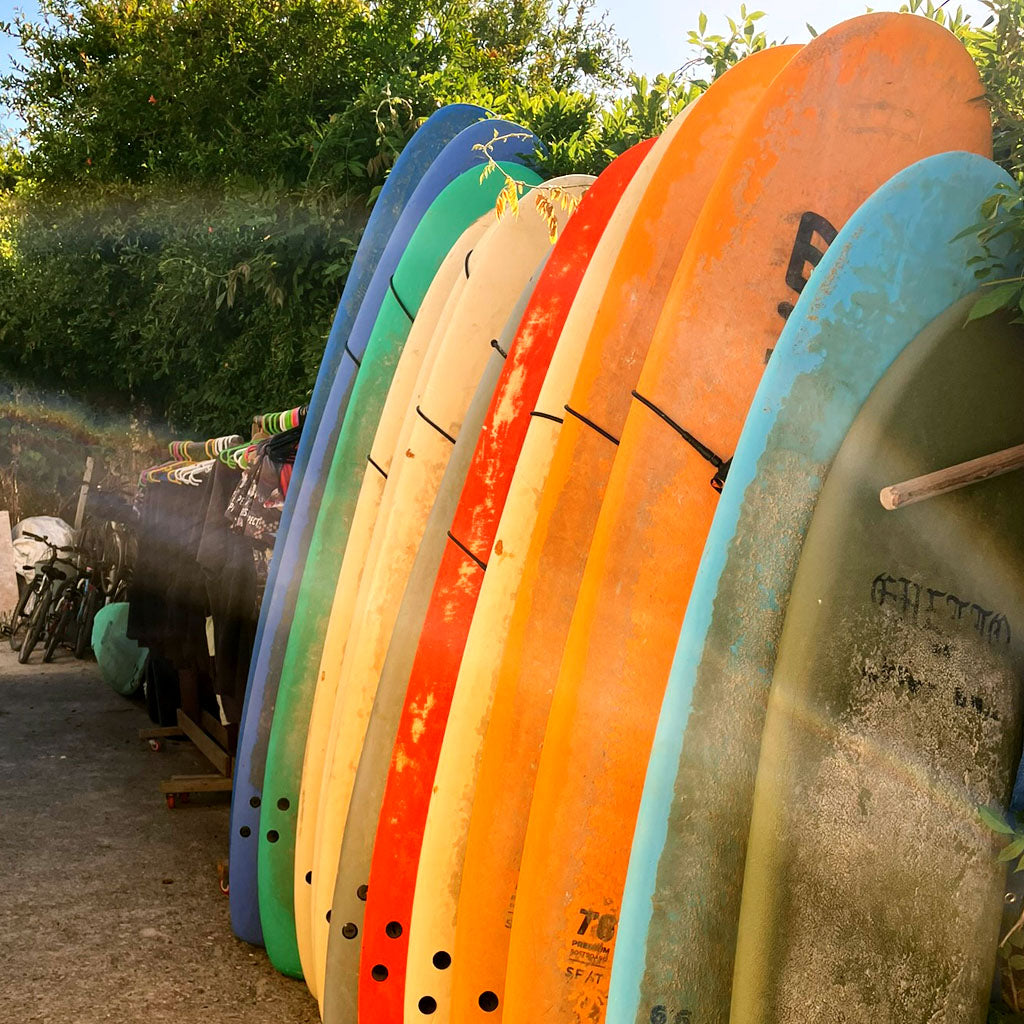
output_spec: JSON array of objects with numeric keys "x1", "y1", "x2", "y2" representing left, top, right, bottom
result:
[
  {"x1": 138, "y1": 708, "x2": 234, "y2": 809},
  {"x1": 880, "y1": 441, "x2": 1024, "y2": 510}
]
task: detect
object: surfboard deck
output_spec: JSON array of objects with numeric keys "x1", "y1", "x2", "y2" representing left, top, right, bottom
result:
[
  {"x1": 501, "y1": 16, "x2": 992, "y2": 1024},
  {"x1": 609, "y1": 151, "x2": 1017, "y2": 1024},
  {"x1": 733, "y1": 295, "x2": 1024, "y2": 1023}
]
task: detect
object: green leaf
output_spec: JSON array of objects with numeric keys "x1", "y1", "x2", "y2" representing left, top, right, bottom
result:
[
  {"x1": 698, "y1": 11, "x2": 707, "y2": 34},
  {"x1": 997, "y1": 835, "x2": 1024, "y2": 862},
  {"x1": 806, "y1": 23, "x2": 818, "y2": 37},
  {"x1": 967, "y1": 281, "x2": 1023, "y2": 322},
  {"x1": 981, "y1": 805, "x2": 1016, "y2": 835}
]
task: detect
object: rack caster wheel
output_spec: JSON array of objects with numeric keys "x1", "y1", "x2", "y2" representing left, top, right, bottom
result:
[
  {"x1": 179, "y1": 792, "x2": 190, "y2": 805},
  {"x1": 166, "y1": 793, "x2": 177, "y2": 809},
  {"x1": 149, "y1": 739, "x2": 163, "y2": 752}
]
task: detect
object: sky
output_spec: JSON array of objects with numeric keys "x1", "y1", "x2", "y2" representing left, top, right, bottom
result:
[{"x1": 0, "y1": 0, "x2": 992, "y2": 127}]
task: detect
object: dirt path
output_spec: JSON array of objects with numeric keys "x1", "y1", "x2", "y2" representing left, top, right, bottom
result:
[{"x1": 0, "y1": 646, "x2": 318, "y2": 1023}]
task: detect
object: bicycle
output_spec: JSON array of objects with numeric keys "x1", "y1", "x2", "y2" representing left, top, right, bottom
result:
[{"x1": 8, "y1": 532, "x2": 80, "y2": 655}]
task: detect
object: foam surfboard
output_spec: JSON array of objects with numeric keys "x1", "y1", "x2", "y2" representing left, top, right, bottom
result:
[
  {"x1": 500, "y1": 16, "x2": 992, "y2": 1024},
  {"x1": 319, "y1": 256, "x2": 558, "y2": 1024},
  {"x1": 265, "y1": 215, "x2": 490, "y2": 990},
  {"x1": 447, "y1": 46, "x2": 799, "y2": 1024},
  {"x1": 290, "y1": 216, "x2": 490, "y2": 997},
  {"x1": 732, "y1": 294, "x2": 1024, "y2": 1023},
  {"x1": 229, "y1": 103, "x2": 484, "y2": 944},
  {"x1": 399, "y1": 142, "x2": 653, "y2": 1024},
  {"x1": 305, "y1": 176, "x2": 577, "y2": 1000},
  {"x1": 230, "y1": 115, "x2": 534, "y2": 945},
  {"x1": 608, "y1": 151, "x2": 1016, "y2": 1024},
  {"x1": 252, "y1": 153, "x2": 541, "y2": 976}
]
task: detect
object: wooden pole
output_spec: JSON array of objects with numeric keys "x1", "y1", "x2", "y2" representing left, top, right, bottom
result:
[
  {"x1": 74, "y1": 456, "x2": 94, "y2": 532},
  {"x1": 880, "y1": 441, "x2": 1024, "y2": 511}
]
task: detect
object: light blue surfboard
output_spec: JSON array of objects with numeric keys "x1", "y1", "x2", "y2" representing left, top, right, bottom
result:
[
  {"x1": 230, "y1": 113, "x2": 537, "y2": 946},
  {"x1": 607, "y1": 151, "x2": 1017, "y2": 1024}
]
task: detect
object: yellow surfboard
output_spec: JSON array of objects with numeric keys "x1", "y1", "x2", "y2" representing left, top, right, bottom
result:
[
  {"x1": 292, "y1": 215, "x2": 490, "y2": 995},
  {"x1": 307, "y1": 176, "x2": 591, "y2": 999}
]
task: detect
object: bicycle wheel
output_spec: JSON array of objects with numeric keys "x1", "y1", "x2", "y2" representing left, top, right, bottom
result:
[
  {"x1": 19, "y1": 588, "x2": 51, "y2": 664},
  {"x1": 44, "y1": 592, "x2": 77, "y2": 663},
  {"x1": 74, "y1": 589, "x2": 102, "y2": 659},
  {"x1": 9, "y1": 583, "x2": 39, "y2": 652}
]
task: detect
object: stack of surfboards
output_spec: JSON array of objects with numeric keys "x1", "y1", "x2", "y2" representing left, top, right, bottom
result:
[{"x1": 224, "y1": 12, "x2": 1024, "y2": 1024}]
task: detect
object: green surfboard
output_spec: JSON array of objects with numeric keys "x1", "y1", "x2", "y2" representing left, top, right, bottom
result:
[
  {"x1": 257, "y1": 158, "x2": 542, "y2": 977},
  {"x1": 732, "y1": 296, "x2": 1024, "y2": 1023}
]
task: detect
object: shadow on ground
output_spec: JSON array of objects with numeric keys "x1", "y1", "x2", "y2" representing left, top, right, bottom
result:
[{"x1": 0, "y1": 646, "x2": 318, "y2": 1024}]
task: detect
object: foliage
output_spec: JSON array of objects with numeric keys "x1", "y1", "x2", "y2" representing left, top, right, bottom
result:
[{"x1": 981, "y1": 806, "x2": 1024, "y2": 1015}]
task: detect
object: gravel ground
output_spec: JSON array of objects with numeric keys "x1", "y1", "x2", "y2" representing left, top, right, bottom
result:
[{"x1": 0, "y1": 645, "x2": 319, "y2": 1024}]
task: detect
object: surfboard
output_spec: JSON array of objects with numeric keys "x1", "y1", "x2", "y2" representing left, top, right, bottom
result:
[
  {"x1": 731, "y1": 294, "x2": 1024, "y2": 1023},
  {"x1": 263, "y1": 215, "x2": 491, "y2": 991},
  {"x1": 447, "y1": 46, "x2": 798, "y2": 1024},
  {"x1": 608, "y1": 151, "x2": 1016, "y2": 1024},
  {"x1": 399, "y1": 141, "x2": 653, "y2": 1024},
  {"x1": 500, "y1": 16, "x2": 992, "y2": 1024},
  {"x1": 289, "y1": 216, "x2": 490, "y2": 997},
  {"x1": 229, "y1": 103, "x2": 485, "y2": 944},
  {"x1": 230, "y1": 114, "x2": 533, "y2": 946},
  {"x1": 318, "y1": 252, "x2": 559, "y2": 1024},
  {"x1": 305, "y1": 174, "x2": 579, "y2": 1001},
  {"x1": 252, "y1": 154, "x2": 542, "y2": 977}
]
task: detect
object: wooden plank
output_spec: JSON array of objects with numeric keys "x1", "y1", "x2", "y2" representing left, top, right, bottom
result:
[
  {"x1": 138, "y1": 726, "x2": 184, "y2": 741},
  {"x1": 199, "y1": 709, "x2": 230, "y2": 748},
  {"x1": 880, "y1": 440, "x2": 1024, "y2": 510},
  {"x1": 0, "y1": 511, "x2": 19, "y2": 624},
  {"x1": 160, "y1": 774, "x2": 233, "y2": 794},
  {"x1": 176, "y1": 708, "x2": 231, "y2": 777}
]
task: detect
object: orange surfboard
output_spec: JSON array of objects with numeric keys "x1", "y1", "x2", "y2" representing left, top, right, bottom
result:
[
  {"x1": 500, "y1": 15, "x2": 992, "y2": 1024},
  {"x1": 448, "y1": 45, "x2": 801, "y2": 1024}
]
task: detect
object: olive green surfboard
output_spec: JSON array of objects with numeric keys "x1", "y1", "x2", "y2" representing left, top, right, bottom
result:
[{"x1": 732, "y1": 296, "x2": 1024, "y2": 1023}]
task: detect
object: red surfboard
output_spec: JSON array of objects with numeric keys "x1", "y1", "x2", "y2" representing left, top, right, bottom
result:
[{"x1": 354, "y1": 140, "x2": 656, "y2": 1024}]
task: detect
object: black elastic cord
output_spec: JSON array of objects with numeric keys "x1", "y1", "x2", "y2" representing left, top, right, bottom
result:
[
  {"x1": 564, "y1": 404, "x2": 619, "y2": 446},
  {"x1": 416, "y1": 406, "x2": 457, "y2": 445},
  {"x1": 389, "y1": 275, "x2": 415, "y2": 323},
  {"x1": 530, "y1": 410, "x2": 564, "y2": 425},
  {"x1": 630, "y1": 389, "x2": 731, "y2": 491},
  {"x1": 344, "y1": 343, "x2": 362, "y2": 368},
  {"x1": 447, "y1": 531, "x2": 487, "y2": 572},
  {"x1": 490, "y1": 338, "x2": 508, "y2": 359},
  {"x1": 367, "y1": 455, "x2": 387, "y2": 479},
  {"x1": 464, "y1": 250, "x2": 473, "y2": 279}
]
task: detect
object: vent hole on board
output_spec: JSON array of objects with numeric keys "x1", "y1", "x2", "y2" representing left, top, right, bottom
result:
[
  {"x1": 478, "y1": 991, "x2": 499, "y2": 1013},
  {"x1": 305, "y1": 871, "x2": 312, "y2": 885},
  {"x1": 277, "y1": 797, "x2": 290, "y2": 811},
  {"x1": 266, "y1": 830, "x2": 279, "y2": 843},
  {"x1": 371, "y1": 964, "x2": 389, "y2": 982},
  {"x1": 342, "y1": 923, "x2": 358, "y2": 939},
  {"x1": 357, "y1": 884, "x2": 368, "y2": 901},
  {"x1": 326, "y1": 910, "x2": 331, "y2": 923},
  {"x1": 418, "y1": 996, "x2": 437, "y2": 1015},
  {"x1": 249, "y1": 796, "x2": 261, "y2": 809},
  {"x1": 239, "y1": 826, "x2": 251, "y2": 838},
  {"x1": 432, "y1": 951, "x2": 451, "y2": 970},
  {"x1": 385, "y1": 921, "x2": 403, "y2": 939}
]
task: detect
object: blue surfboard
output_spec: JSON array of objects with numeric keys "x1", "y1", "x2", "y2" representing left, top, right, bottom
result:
[
  {"x1": 607, "y1": 151, "x2": 1016, "y2": 1024},
  {"x1": 230, "y1": 115, "x2": 538, "y2": 945}
]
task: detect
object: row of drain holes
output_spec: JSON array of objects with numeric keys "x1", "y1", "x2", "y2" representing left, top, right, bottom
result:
[{"x1": 240, "y1": 798, "x2": 500, "y2": 1013}]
